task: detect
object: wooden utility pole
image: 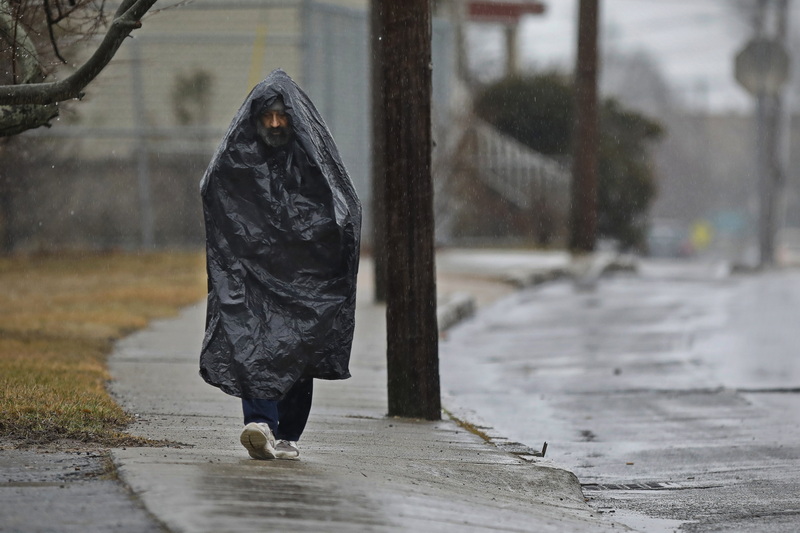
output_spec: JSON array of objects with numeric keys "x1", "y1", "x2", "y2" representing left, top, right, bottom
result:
[
  {"x1": 370, "y1": 1, "x2": 387, "y2": 301},
  {"x1": 375, "y1": 0, "x2": 440, "y2": 420},
  {"x1": 570, "y1": 0, "x2": 600, "y2": 253}
]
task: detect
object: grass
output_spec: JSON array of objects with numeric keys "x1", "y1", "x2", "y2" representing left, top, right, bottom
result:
[{"x1": 0, "y1": 250, "x2": 206, "y2": 446}]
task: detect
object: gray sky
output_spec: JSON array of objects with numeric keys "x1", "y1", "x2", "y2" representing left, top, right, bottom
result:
[{"x1": 467, "y1": 0, "x2": 796, "y2": 112}]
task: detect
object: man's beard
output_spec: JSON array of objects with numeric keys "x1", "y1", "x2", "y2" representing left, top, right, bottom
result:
[{"x1": 257, "y1": 121, "x2": 292, "y2": 148}]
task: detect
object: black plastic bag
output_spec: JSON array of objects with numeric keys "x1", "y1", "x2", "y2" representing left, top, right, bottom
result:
[{"x1": 199, "y1": 69, "x2": 361, "y2": 400}]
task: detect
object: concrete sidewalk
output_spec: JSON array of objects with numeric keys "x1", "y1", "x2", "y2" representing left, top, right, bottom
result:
[{"x1": 109, "y1": 251, "x2": 627, "y2": 532}]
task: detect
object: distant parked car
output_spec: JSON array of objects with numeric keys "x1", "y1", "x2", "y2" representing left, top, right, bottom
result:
[
  {"x1": 646, "y1": 220, "x2": 694, "y2": 258},
  {"x1": 778, "y1": 228, "x2": 800, "y2": 267}
]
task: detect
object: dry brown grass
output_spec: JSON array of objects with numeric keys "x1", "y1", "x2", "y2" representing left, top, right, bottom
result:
[{"x1": 0, "y1": 250, "x2": 206, "y2": 445}]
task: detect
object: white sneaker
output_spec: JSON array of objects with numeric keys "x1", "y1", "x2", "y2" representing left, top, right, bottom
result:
[
  {"x1": 240, "y1": 422, "x2": 277, "y2": 460},
  {"x1": 275, "y1": 440, "x2": 300, "y2": 460}
]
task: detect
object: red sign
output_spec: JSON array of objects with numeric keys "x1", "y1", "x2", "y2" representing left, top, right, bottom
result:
[{"x1": 468, "y1": 1, "x2": 546, "y2": 24}]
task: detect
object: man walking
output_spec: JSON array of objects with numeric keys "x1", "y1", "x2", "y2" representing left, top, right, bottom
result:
[{"x1": 199, "y1": 69, "x2": 361, "y2": 460}]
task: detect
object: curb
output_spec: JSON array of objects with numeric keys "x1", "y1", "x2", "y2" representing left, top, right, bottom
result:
[{"x1": 437, "y1": 291, "x2": 476, "y2": 332}]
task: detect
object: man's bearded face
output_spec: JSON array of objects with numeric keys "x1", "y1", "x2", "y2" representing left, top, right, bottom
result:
[{"x1": 258, "y1": 101, "x2": 292, "y2": 148}]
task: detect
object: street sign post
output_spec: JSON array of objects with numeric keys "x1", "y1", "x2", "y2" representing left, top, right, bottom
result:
[{"x1": 735, "y1": 37, "x2": 790, "y2": 268}]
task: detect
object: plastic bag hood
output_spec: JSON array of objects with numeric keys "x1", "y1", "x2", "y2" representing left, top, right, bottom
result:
[{"x1": 199, "y1": 69, "x2": 361, "y2": 399}]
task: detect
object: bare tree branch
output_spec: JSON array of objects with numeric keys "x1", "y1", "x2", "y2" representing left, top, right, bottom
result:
[
  {"x1": 8, "y1": 1, "x2": 23, "y2": 83},
  {"x1": 43, "y1": 0, "x2": 68, "y2": 63},
  {"x1": 0, "y1": 6, "x2": 45, "y2": 85},
  {"x1": 0, "y1": 103, "x2": 59, "y2": 136},
  {"x1": 0, "y1": 0, "x2": 157, "y2": 106},
  {"x1": 0, "y1": 3, "x2": 59, "y2": 135}
]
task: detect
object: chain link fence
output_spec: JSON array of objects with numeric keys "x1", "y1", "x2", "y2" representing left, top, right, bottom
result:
[{"x1": 6, "y1": 1, "x2": 454, "y2": 251}]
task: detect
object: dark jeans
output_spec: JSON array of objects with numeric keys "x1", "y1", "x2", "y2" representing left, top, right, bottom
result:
[{"x1": 241, "y1": 377, "x2": 313, "y2": 441}]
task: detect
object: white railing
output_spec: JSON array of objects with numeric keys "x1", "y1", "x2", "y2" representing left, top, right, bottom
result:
[{"x1": 471, "y1": 119, "x2": 570, "y2": 210}]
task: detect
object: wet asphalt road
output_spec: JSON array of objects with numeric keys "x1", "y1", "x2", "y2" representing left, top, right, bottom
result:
[{"x1": 441, "y1": 260, "x2": 800, "y2": 532}]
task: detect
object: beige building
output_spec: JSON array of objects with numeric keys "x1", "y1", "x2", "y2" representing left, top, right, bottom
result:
[
  {"x1": 13, "y1": 0, "x2": 456, "y2": 250},
  {"x1": 61, "y1": 0, "x2": 369, "y2": 158}
]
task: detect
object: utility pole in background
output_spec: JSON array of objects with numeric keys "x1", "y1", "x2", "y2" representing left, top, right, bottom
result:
[
  {"x1": 763, "y1": 0, "x2": 790, "y2": 268},
  {"x1": 771, "y1": 0, "x2": 790, "y2": 261},
  {"x1": 373, "y1": 1, "x2": 441, "y2": 420},
  {"x1": 369, "y1": 1, "x2": 387, "y2": 302},
  {"x1": 570, "y1": 0, "x2": 599, "y2": 253}
]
